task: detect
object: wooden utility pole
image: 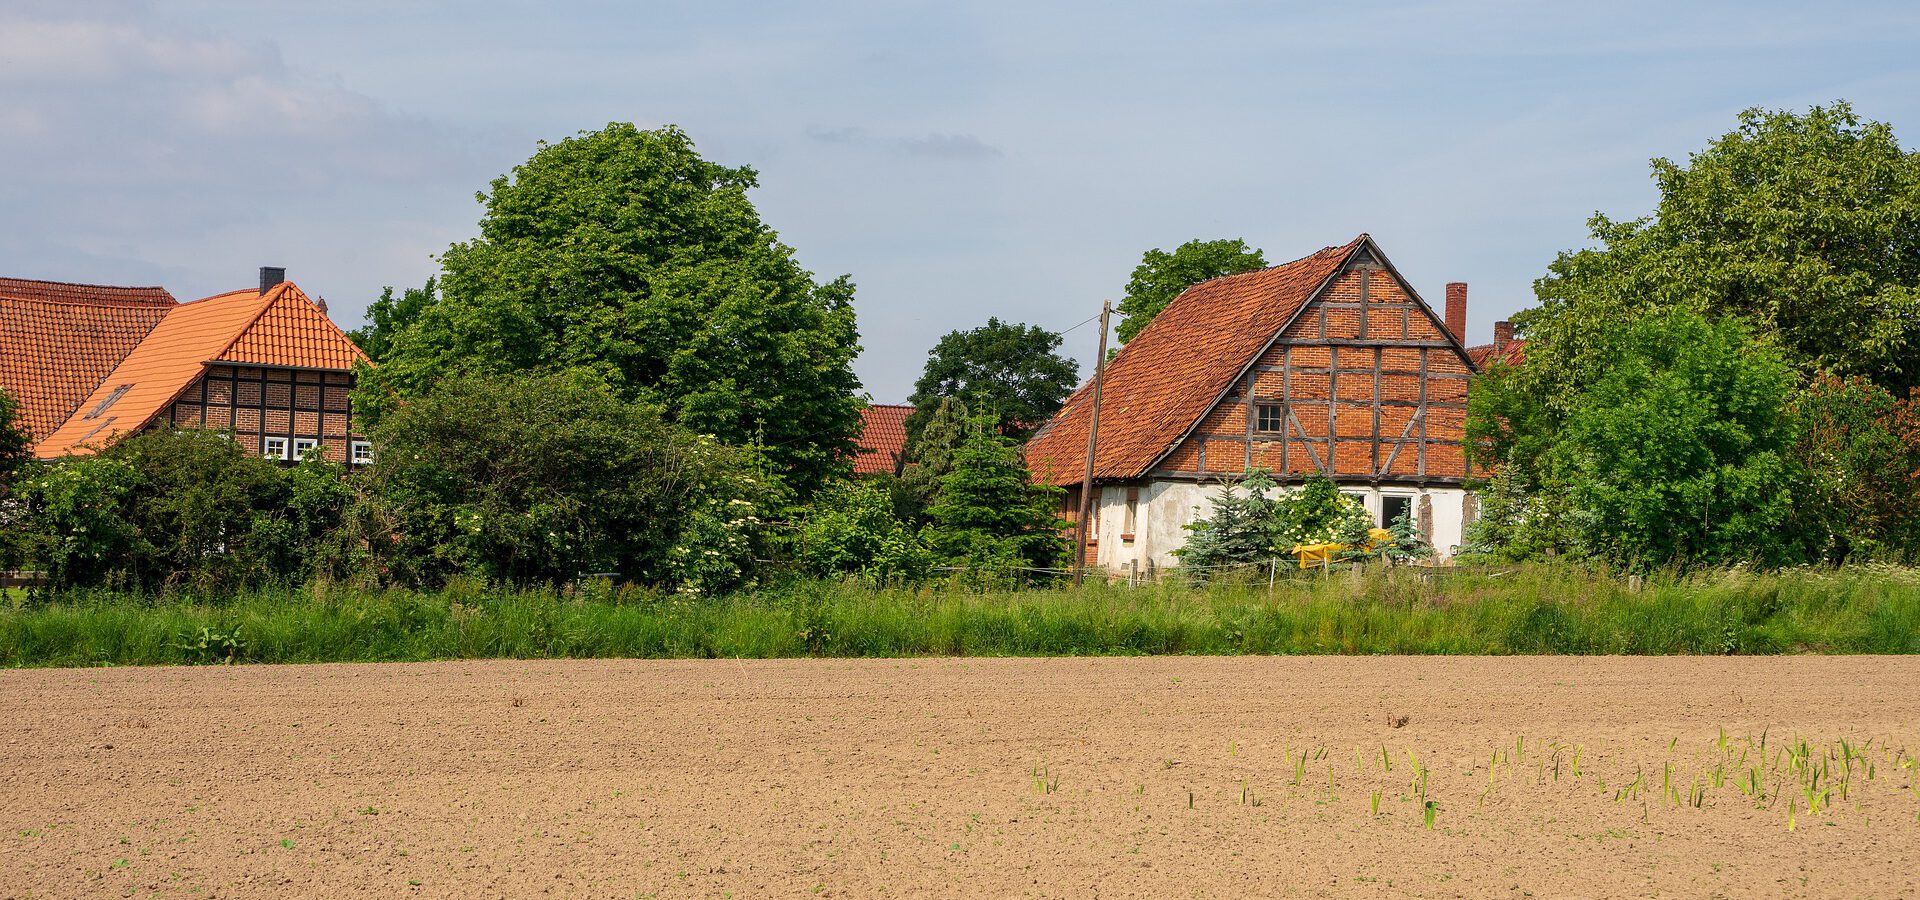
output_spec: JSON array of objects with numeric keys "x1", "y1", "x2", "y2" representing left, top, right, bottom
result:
[{"x1": 1072, "y1": 300, "x2": 1113, "y2": 586}]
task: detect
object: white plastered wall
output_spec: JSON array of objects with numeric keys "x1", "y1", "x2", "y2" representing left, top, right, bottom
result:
[{"x1": 1091, "y1": 480, "x2": 1471, "y2": 576}]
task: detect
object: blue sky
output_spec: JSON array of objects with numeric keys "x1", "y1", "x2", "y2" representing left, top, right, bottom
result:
[{"x1": 5, "y1": 1, "x2": 1919, "y2": 401}]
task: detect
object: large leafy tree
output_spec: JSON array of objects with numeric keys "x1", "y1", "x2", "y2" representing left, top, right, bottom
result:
[
  {"x1": 1115, "y1": 238, "x2": 1267, "y2": 343},
  {"x1": 1522, "y1": 103, "x2": 1920, "y2": 401},
  {"x1": 348, "y1": 277, "x2": 436, "y2": 363},
  {"x1": 369, "y1": 123, "x2": 863, "y2": 494},
  {"x1": 906, "y1": 318, "x2": 1077, "y2": 443},
  {"x1": 1472, "y1": 310, "x2": 1799, "y2": 569}
]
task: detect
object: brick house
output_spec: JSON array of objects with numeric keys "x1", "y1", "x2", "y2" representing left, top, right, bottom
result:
[
  {"x1": 1026, "y1": 235, "x2": 1499, "y2": 573},
  {"x1": 1, "y1": 269, "x2": 372, "y2": 465}
]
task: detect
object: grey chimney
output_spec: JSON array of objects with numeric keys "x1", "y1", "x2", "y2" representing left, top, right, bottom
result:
[{"x1": 259, "y1": 266, "x2": 286, "y2": 295}]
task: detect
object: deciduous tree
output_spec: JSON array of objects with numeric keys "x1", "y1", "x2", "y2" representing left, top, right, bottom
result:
[
  {"x1": 367, "y1": 124, "x2": 863, "y2": 494},
  {"x1": 906, "y1": 318, "x2": 1077, "y2": 443}
]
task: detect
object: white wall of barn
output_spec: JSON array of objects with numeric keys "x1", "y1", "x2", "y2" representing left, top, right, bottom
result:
[{"x1": 1090, "y1": 480, "x2": 1470, "y2": 576}]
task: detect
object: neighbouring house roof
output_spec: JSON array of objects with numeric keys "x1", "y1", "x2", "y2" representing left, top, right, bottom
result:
[
  {"x1": 1468, "y1": 339, "x2": 1527, "y2": 368},
  {"x1": 1026, "y1": 235, "x2": 1369, "y2": 487},
  {"x1": 0, "y1": 279, "x2": 178, "y2": 442},
  {"x1": 853, "y1": 403, "x2": 912, "y2": 476},
  {"x1": 31, "y1": 281, "x2": 370, "y2": 459}
]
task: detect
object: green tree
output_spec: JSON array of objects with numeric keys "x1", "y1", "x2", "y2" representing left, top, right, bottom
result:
[
  {"x1": 1783, "y1": 374, "x2": 1920, "y2": 562},
  {"x1": 368, "y1": 123, "x2": 863, "y2": 495},
  {"x1": 1175, "y1": 472, "x2": 1371, "y2": 571},
  {"x1": 0, "y1": 389, "x2": 27, "y2": 494},
  {"x1": 1115, "y1": 238, "x2": 1267, "y2": 343},
  {"x1": 348, "y1": 277, "x2": 436, "y2": 363},
  {"x1": 895, "y1": 397, "x2": 985, "y2": 525},
  {"x1": 789, "y1": 478, "x2": 932, "y2": 584},
  {"x1": 905, "y1": 318, "x2": 1078, "y2": 443},
  {"x1": 1523, "y1": 103, "x2": 1920, "y2": 401},
  {"x1": 925, "y1": 422, "x2": 1068, "y2": 573},
  {"x1": 1481, "y1": 310, "x2": 1800, "y2": 569},
  {"x1": 364, "y1": 373, "x2": 782, "y2": 593}
]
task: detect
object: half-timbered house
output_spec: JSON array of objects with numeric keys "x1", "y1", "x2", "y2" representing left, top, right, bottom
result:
[
  {"x1": 2, "y1": 268, "x2": 372, "y2": 465},
  {"x1": 1026, "y1": 235, "x2": 1492, "y2": 573}
]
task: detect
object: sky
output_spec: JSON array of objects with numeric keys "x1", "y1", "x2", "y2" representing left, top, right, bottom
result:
[{"x1": 5, "y1": 1, "x2": 1920, "y2": 402}]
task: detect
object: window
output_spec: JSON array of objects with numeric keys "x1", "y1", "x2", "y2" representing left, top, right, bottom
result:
[
  {"x1": 1381, "y1": 494, "x2": 1413, "y2": 528},
  {"x1": 293, "y1": 438, "x2": 318, "y2": 461},
  {"x1": 263, "y1": 437, "x2": 289, "y2": 460},
  {"x1": 351, "y1": 440, "x2": 374, "y2": 466},
  {"x1": 1122, "y1": 487, "x2": 1140, "y2": 541},
  {"x1": 1256, "y1": 403, "x2": 1285, "y2": 433}
]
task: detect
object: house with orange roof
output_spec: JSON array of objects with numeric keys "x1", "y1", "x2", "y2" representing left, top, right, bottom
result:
[
  {"x1": 1026, "y1": 235, "x2": 1507, "y2": 573},
  {"x1": 1, "y1": 268, "x2": 373, "y2": 466}
]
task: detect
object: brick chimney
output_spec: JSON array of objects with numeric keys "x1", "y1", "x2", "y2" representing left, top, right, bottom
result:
[
  {"x1": 1493, "y1": 319, "x2": 1514, "y2": 351},
  {"x1": 259, "y1": 266, "x2": 286, "y2": 295},
  {"x1": 1444, "y1": 282, "x2": 1467, "y2": 345}
]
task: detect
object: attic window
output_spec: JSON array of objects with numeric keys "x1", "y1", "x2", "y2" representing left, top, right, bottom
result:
[
  {"x1": 83, "y1": 385, "x2": 133, "y2": 420},
  {"x1": 1256, "y1": 403, "x2": 1284, "y2": 433}
]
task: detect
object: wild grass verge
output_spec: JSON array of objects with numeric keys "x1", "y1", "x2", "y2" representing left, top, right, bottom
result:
[{"x1": 2, "y1": 564, "x2": 1917, "y2": 667}]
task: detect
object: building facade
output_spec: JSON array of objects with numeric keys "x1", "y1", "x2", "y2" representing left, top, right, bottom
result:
[
  {"x1": 2, "y1": 269, "x2": 372, "y2": 464},
  {"x1": 1027, "y1": 235, "x2": 1495, "y2": 574}
]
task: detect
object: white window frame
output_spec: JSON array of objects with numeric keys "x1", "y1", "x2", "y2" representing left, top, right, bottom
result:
[
  {"x1": 263, "y1": 436, "x2": 289, "y2": 460},
  {"x1": 350, "y1": 440, "x2": 374, "y2": 466},
  {"x1": 1380, "y1": 493, "x2": 1416, "y2": 529},
  {"x1": 292, "y1": 438, "x2": 319, "y2": 461}
]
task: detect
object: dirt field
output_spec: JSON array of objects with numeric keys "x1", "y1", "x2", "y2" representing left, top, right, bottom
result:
[{"x1": 3, "y1": 657, "x2": 1917, "y2": 899}]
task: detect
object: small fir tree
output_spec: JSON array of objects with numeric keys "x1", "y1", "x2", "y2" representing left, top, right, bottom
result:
[{"x1": 925, "y1": 420, "x2": 1068, "y2": 574}]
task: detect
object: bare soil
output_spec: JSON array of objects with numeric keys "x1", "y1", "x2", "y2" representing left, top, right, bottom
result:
[{"x1": 3, "y1": 656, "x2": 1917, "y2": 899}]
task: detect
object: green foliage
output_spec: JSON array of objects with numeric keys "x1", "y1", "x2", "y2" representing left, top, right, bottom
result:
[
  {"x1": 12, "y1": 429, "x2": 334, "y2": 592},
  {"x1": 362, "y1": 373, "x2": 782, "y2": 594},
  {"x1": 1115, "y1": 238, "x2": 1267, "y2": 343},
  {"x1": 0, "y1": 389, "x2": 27, "y2": 494},
  {"x1": 1459, "y1": 454, "x2": 1575, "y2": 563},
  {"x1": 5, "y1": 564, "x2": 1918, "y2": 665},
  {"x1": 925, "y1": 421, "x2": 1069, "y2": 574},
  {"x1": 1470, "y1": 310, "x2": 1799, "y2": 569},
  {"x1": 1175, "y1": 472, "x2": 1373, "y2": 570},
  {"x1": 14, "y1": 454, "x2": 141, "y2": 588},
  {"x1": 894, "y1": 397, "x2": 985, "y2": 525},
  {"x1": 347, "y1": 277, "x2": 436, "y2": 363},
  {"x1": 366, "y1": 123, "x2": 863, "y2": 495},
  {"x1": 1524, "y1": 102, "x2": 1920, "y2": 401},
  {"x1": 789, "y1": 478, "x2": 933, "y2": 584},
  {"x1": 1783, "y1": 374, "x2": 1920, "y2": 563},
  {"x1": 905, "y1": 317, "x2": 1078, "y2": 443}
]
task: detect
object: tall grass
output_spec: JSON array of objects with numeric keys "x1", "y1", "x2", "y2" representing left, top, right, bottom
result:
[{"x1": 2, "y1": 564, "x2": 1917, "y2": 667}]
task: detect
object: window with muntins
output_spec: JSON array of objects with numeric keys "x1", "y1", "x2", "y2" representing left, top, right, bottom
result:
[
  {"x1": 293, "y1": 438, "x2": 318, "y2": 460},
  {"x1": 263, "y1": 437, "x2": 289, "y2": 460},
  {"x1": 1256, "y1": 403, "x2": 1284, "y2": 433},
  {"x1": 351, "y1": 440, "x2": 374, "y2": 465}
]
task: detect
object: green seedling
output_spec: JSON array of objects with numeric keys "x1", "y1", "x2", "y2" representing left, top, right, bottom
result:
[
  {"x1": 1371, "y1": 791, "x2": 1381, "y2": 815},
  {"x1": 1422, "y1": 800, "x2": 1438, "y2": 830}
]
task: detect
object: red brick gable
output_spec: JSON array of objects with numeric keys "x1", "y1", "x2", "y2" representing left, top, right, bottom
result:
[
  {"x1": 1027, "y1": 235, "x2": 1480, "y2": 487},
  {"x1": 1026, "y1": 236, "x2": 1364, "y2": 486}
]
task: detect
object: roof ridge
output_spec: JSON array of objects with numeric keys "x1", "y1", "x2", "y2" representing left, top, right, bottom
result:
[
  {"x1": 1170, "y1": 234, "x2": 1370, "y2": 293},
  {"x1": 0, "y1": 293, "x2": 180, "y2": 309},
  {"x1": 0, "y1": 275, "x2": 173, "y2": 293}
]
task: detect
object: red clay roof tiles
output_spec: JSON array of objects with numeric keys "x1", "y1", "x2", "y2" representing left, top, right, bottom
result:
[
  {"x1": 853, "y1": 403, "x2": 912, "y2": 475},
  {"x1": 1468, "y1": 339, "x2": 1527, "y2": 368},
  {"x1": 1025, "y1": 236, "x2": 1367, "y2": 486},
  {"x1": 0, "y1": 281, "x2": 177, "y2": 441}
]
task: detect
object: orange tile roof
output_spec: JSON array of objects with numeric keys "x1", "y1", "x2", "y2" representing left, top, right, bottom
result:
[
  {"x1": 1025, "y1": 236, "x2": 1367, "y2": 486},
  {"x1": 32, "y1": 282, "x2": 370, "y2": 459},
  {"x1": 853, "y1": 403, "x2": 912, "y2": 475},
  {"x1": 0, "y1": 280, "x2": 177, "y2": 441}
]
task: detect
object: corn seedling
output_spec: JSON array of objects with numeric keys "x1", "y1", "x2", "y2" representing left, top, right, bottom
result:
[
  {"x1": 1371, "y1": 791, "x2": 1381, "y2": 816},
  {"x1": 1422, "y1": 800, "x2": 1438, "y2": 830}
]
